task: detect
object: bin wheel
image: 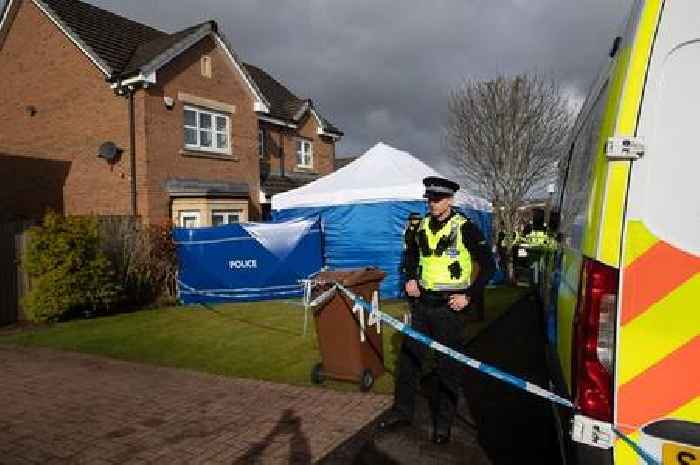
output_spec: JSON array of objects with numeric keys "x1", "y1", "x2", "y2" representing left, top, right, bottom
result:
[
  {"x1": 311, "y1": 363, "x2": 325, "y2": 385},
  {"x1": 359, "y1": 369, "x2": 374, "y2": 392}
]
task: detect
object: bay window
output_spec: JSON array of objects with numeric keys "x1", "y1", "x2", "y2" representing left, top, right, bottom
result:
[
  {"x1": 212, "y1": 210, "x2": 241, "y2": 226},
  {"x1": 178, "y1": 210, "x2": 201, "y2": 228}
]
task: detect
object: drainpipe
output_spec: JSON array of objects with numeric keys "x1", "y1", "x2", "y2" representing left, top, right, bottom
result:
[
  {"x1": 127, "y1": 87, "x2": 137, "y2": 217},
  {"x1": 279, "y1": 132, "x2": 285, "y2": 177}
]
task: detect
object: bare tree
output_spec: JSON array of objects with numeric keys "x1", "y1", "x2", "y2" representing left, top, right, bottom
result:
[{"x1": 445, "y1": 74, "x2": 575, "y2": 239}]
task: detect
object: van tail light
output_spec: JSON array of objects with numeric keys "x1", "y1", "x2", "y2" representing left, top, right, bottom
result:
[{"x1": 572, "y1": 259, "x2": 618, "y2": 422}]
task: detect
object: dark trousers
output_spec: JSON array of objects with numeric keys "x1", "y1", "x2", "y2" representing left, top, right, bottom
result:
[
  {"x1": 394, "y1": 296, "x2": 466, "y2": 434},
  {"x1": 470, "y1": 287, "x2": 485, "y2": 321}
]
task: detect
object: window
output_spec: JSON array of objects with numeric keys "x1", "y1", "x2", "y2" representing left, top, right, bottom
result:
[
  {"x1": 296, "y1": 139, "x2": 313, "y2": 168},
  {"x1": 560, "y1": 81, "x2": 609, "y2": 249},
  {"x1": 212, "y1": 210, "x2": 241, "y2": 226},
  {"x1": 172, "y1": 199, "x2": 248, "y2": 227},
  {"x1": 179, "y1": 210, "x2": 201, "y2": 228},
  {"x1": 201, "y1": 56, "x2": 212, "y2": 78},
  {"x1": 258, "y1": 129, "x2": 265, "y2": 158},
  {"x1": 184, "y1": 106, "x2": 230, "y2": 153}
]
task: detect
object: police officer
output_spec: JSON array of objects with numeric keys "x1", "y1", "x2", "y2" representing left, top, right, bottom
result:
[
  {"x1": 380, "y1": 176, "x2": 495, "y2": 444},
  {"x1": 525, "y1": 228, "x2": 548, "y2": 247}
]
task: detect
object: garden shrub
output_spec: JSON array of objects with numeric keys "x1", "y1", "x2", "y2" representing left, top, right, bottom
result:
[
  {"x1": 98, "y1": 217, "x2": 177, "y2": 307},
  {"x1": 22, "y1": 212, "x2": 121, "y2": 322}
]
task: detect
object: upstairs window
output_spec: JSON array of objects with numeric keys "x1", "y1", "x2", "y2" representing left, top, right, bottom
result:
[
  {"x1": 184, "y1": 106, "x2": 230, "y2": 154},
  {"x1": 296, "y1": 139, "x2": 313, "y2": 168}
]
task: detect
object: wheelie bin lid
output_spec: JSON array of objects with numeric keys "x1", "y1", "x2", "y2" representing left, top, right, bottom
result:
[{"x1": 315, "y1": 267, "x2": 386, "y2": 287}]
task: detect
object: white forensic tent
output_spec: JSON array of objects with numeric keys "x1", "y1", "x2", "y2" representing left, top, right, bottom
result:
[{"x1": 272, "y1": 142, "x2": 493, "y2": 298}]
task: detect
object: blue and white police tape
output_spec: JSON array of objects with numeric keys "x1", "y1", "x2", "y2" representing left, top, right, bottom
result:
[
  {"x1": 331, "y1": 282, "x2": 574, "y2": 409},
  {"x1": 321, "y1": 282, "x2": 660, "y2": 465}
]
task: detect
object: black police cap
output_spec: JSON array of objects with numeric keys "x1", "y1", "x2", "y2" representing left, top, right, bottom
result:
[{"x1": 423, "y1": 176, "x2": 460, "y2": 198}]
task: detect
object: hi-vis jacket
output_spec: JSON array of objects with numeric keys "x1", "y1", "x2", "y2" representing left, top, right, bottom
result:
[
  {"x1": 417, "y1": 215, "x2": 473, "y2": 291},
  {"x1": 403, "y1": 211, "x2": 495, "y2": 296}
]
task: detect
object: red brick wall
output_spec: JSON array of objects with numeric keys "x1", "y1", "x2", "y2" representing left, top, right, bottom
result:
[
  {"x1": 261, "y1": 124, "x2": 292, "y2": 176},
  {"x1": 0, "y1": 154, "x2": 70, "y2": 221},
  {"x1": 261, "y1": 115, "x2": 336, "y2": 178},
  {"x1": 0, "y1": 0, "x2": 334, "y2": 223},
  {"x1": 291, "y1": 113, "x2": 336, "y2": 176},
  {"x1": 141, "y1": 36, "x2": 261, "y2": 223},
  {"x1": 0, "y1": 0, "x2": 134, "y2": 218}
]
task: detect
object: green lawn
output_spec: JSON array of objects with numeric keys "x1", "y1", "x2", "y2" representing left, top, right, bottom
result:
[{"x1": 0, "y1": 286, "x2": 526, "y2": 394}]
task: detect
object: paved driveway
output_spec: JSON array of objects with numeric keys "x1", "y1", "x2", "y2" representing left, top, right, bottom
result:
[
  {"x1": 321, "y1": 293, "x2": 562, "y2": 465},
  {"x1": 0, "y1": 346, "x2": 390, "y2": 464}
]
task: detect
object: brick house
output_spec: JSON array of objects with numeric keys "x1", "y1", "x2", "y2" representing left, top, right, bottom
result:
[{"x1": 0, "y1": 0, "x2": 342, "y2": 226}]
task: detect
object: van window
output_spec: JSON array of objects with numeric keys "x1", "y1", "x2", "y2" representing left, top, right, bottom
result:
[{"x1": 560, "y1": 82, "x2": 609, "y2": 250}]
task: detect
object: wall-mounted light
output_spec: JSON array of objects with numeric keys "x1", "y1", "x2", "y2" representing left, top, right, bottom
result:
[{"x1": 164, "y1": 96, "x2": 175, "y2": 110}]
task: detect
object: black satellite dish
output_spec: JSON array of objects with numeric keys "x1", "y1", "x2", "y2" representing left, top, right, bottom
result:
[{"x1": 98, "y1": 142, "x2": 121, "y2": 162}]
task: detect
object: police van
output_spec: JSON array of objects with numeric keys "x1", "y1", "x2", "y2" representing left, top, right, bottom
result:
[{"x1": 543, "y1": 1, "x2": 700, "y2": 464}]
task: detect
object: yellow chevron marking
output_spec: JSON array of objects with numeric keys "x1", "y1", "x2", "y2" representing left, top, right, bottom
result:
[
  {"x1": 667, "y1": 397, "x2": 700, "y2": 427},
  {"x1": 618, "y1": 274, "x2": 700, "y2": 385},
  {"x1": 623, "y1": 220, "x2": 659, "y2": 267},
  {"x1": 614, "y1": 398, "x2": 700, "y2": 465}
]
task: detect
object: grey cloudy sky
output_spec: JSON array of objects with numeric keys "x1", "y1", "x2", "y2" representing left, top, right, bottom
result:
[{"x1": 3, "y1": 0, "x2": 633, "y2": 172}]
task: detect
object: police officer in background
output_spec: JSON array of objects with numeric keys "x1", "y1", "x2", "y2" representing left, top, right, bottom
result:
[{"x1": 380, "y1": 176, "x2": 495, "y2": 444}]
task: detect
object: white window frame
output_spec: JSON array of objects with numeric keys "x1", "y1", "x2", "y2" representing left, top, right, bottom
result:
[
  {"x1": 212, "y1": 209, "x2": 242, "y2": 226},
  {"x1": 184, "y1": 105, "x2": 231, "y2": 154},
  {"x1": 179, "y1": 210, "x2": 201, "y2": 228},
  {"x1": 296, "y1": 139, "x2": 313, "y2": 168}
]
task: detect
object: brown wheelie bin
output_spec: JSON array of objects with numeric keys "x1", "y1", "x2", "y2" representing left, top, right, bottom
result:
[{"x1": 310, "y1": 268, "x2": 386, "y2": 391}]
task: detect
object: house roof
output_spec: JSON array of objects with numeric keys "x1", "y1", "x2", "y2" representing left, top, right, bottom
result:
[
  {"x1": 334, "y1": 156, "x2": 358, "y2": 171},
  {"x1": 165, "y1": 178, "x2": 249, "y2": 198},
  {"x1": 314, "y1": 111, "x2": 343, "y2": 137},
  {"x1": 261, "y1": 175, "x2": 313, "y2": 198},
  {"x1": 1, "y1": 0, "x2": 341, "y2": 134},
  {"x1": 38, "y1": 0, "x2": 167, "y2": 76},
  {"x1": 21, "y1": 0, "x2": 225, "y2": 86},
  {"x1": 244, "y1": 63, "x2": 343, "y2": 136},
  {"x1": 122, "y1": 22, "x2": 212, "y2": 76},
  {"x1": 243, "y1": 63, "x2": 304, "y2": 122}
]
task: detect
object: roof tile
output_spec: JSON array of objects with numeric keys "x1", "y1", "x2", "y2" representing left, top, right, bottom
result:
[
  {"x1": 243, "y1": 63, "x2": 305, "y2": 122},
  {"x1": 26, "y1": 0, "x2": 341, "y2": 134},
  {"x1": 244, "y1": 63, "x2": 342, "y2": 135},
  {"x1": 40, "y1": 0, "x2": 166, "y2": 75}
]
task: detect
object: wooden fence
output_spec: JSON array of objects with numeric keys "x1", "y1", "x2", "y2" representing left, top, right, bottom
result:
[{"x1": 0, "y1": 221, "x2": 33, "y2": 326}]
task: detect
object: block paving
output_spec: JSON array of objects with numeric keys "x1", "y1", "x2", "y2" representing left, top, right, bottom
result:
[{"x1": 0, "y1": 346, "x2": 391, "y2": 464}]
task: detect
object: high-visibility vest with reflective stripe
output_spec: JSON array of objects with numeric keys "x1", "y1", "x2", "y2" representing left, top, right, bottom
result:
[
  {"x1": 526, "y1": 230, "x2": 548, "y2": 246},
  {"x1": 417, "y1": 214, "x2": 473, "y2": 291}
]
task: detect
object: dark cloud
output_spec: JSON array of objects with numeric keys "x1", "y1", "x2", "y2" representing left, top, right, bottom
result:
[{"x1": 2, "y1": 0, "x2": 633, "y2": 172}]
